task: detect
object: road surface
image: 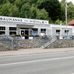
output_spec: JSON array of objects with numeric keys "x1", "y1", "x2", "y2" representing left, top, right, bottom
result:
[{"x1": 0, "y1": 50, "x2": 74, "y2": 74}]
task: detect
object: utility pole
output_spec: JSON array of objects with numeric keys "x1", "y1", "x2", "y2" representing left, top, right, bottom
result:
[
  {"x1": 65, "y1": 0, "x2": 67, "y2": 25},
  {"x1": 65, "y1": 0, "x2": 69, "y2": 37}
]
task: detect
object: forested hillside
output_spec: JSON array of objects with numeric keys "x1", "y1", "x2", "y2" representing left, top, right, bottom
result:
[{"x1": 0, "y1": 0, "x2": 74, "y2": 24}]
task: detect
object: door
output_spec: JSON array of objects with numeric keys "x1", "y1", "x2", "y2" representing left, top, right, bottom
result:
[
  {"x1": 25, "y1": 30, "x2": 29, "y2": 39},
  {"x1": 21, "y1": 29, "x2": 29, "y2": 39},
  {"x1": 56, "y1": 30, "x2": 60, "y2": 39}
]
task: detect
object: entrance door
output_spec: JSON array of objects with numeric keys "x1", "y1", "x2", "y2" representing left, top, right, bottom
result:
[
  {"x1": 56, "y1": 30, "x2": 60, "y2": 39},
  {"x1": 25, "y1": 30, "x2": 29, "y2": 39},
  {"x1": 21, "y1": 29, "x2": 29, "y2": 39}
]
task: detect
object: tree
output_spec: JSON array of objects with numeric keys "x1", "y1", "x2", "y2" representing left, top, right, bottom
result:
[
  {"x1": 60, "y1": 0, "x2": 74, "y2": 23},
  {"x1": 0, "y1": 2, "x2": 11, "y2": 16},
  {"x1": 60, "y1": 0, "x2": 65, "y2": 21},
  {"x1": 30, "y1": 6, "x2": 37, "y2": 19},
  {"x1": 0, "y1": 0, "x2": 74, "y2": 23},
  {"x1": 36, "y1": 9, "x2": 49, "y2": 20},
  {"x1": 37, "y1": 0, "x2": 62, "y2": 21},
  {"x1": 0, "y1": 0, "x2": 4, "y2": 4},
  {"x1": 20, "y1": 3, "x2": 31, "y2": 18},
  {"x1": 9, "y1": 5, "x2": 19, "y2": 17},
  {"x1": 67, "y1": 2, "x2": 74, "y2": 21},
  {"x1": 14, "y1": 0, "x2": 22, "y2": 9},
  {"x1": 55, "y1": 19, "x2": 63, "y2": 24},
  {"x1": 8, "y1": 0, "x2": 15, "y2": 3}
]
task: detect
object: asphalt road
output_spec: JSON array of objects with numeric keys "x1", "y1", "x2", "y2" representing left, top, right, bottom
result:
[{"x1": 0, "y1": 50, "x2": 74, "y2": 74}]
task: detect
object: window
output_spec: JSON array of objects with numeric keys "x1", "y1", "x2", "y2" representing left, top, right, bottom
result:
[
  {"x1": 32, "y1": 28, "x2": 38, "y2": 36},
  {"x1": 9, "y1": 27, "x2": 16, "y2": 30},
  {"x1": 9, "y1": 32, "x2": 16, "y2": 35},
  {"x1": 56, "y1": 30, "x2": 60, "y2": 34},
  {"x1": 65, "y1": 30, "x2": 69, "y2": 33},
  {"x1": 42, "y1": 21, "x2": 44, "y2": 24},
  {"x1": 9, "y1": 27, "x2": 16, "y2": 35},
  {"x1": 0, "y1": 31, "x2": 5, "y2": 35},
  {"x1": 0, "y1": 27, "x2": 5, "y2": 35},
  {"x1": 0, "y1": 27, "x2": 5, "y2": 30},
  {"x1": 56, "y1": 30, "x2": 60, "y2": 33},
  {"x1": 41, "y1": 29, "x2": 46, "y2": 33},
  {"x1": 32, "y1": 28, "x2": 38, "y2": 31},
  {"x1": 0, "y1": 17, "x2": 2, "y2": 20}
]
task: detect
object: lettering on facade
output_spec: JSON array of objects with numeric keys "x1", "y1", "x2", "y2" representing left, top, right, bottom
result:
[{"x1": 0, "y1": 16, "x2": 49, "y2": 24}]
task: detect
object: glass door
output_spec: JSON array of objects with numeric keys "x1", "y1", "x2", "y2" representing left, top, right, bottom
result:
[
  {"x1": 25, "y1": 29, "x2": 29, "y2": 39},
  {"x1": 21, "y1": 29, "x2": 29, "y2": 39}
]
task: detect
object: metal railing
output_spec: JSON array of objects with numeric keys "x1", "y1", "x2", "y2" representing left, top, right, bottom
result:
[{"x1": 40, "y1": 36, "x2": 57, "y2": 49}]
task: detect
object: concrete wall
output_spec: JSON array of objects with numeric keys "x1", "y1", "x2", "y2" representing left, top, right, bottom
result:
[
  {"x1": 50, "y1": 25, "x2": 73, "y2": 38},
  {"x1": 0, "y1": 20, "x2": 73, "y2": 37}
]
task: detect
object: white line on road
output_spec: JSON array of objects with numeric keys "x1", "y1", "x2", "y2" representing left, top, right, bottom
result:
[{"x1": 0, "y1": 56, "x2": 74, "y2": 67}]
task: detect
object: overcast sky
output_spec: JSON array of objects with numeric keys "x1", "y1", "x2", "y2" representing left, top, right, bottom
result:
[{"x1": 59, "y1": 0, "x2": 74, "y2": 4}]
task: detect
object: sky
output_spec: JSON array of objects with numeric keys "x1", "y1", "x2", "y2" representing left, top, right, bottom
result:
[{"x1": 59, "y1": 0, "x2": 74, "y2": 4}]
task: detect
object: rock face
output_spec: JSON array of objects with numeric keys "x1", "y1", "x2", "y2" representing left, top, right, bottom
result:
[{"x1": 46, "y1": 39, "x2": 74, "y2": 48}]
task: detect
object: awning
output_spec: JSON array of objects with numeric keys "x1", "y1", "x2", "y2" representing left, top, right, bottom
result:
[{"x1": 17, "y1": 23, "x2": 34, "y2": 28}]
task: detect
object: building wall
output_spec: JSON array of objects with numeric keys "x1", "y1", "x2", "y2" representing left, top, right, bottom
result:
[
  {"x1": 33, "y1": 24, "x2": 51, "y2": 36},
  {"x1": 0, "y1": 21, "x2": 17, "y2": 35},
  {"x1": 50, "y1": 24, "x2": 73, "y2": 39},
  {"x1": 0, "y1": 16, "x2": 73, "y2": 38}
]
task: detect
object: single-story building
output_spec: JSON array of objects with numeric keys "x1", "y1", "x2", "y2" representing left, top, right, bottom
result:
[
  {"x1": 0, "y1": 16, "x2": 73, "y2": 39},
  {"x1": 50, "y1": 24, "x2": 73, "y2": 39}
]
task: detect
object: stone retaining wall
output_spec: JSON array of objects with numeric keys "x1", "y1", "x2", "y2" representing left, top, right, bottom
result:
[
  {"x1": 1, "y1": 36, "x2": 74, "y2": 51},
  {"x1": 46, "y1": 39, "x2": 74, "y2": 48},
  {"x1": 0, "y1": 37, "x2": 50, "y2": 50}
]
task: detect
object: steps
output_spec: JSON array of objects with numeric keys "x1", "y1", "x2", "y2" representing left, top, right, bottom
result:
[
  {"x1": 46, "y1": 39, "x2": 74, "y2": 48},
  {"x1": 40, "y1": 37, "x2": 57, "y2": 49}
]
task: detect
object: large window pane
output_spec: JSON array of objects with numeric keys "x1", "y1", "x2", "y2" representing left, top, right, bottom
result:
[
  {"x1": 0, "y1": 27, "x2": 5, "y2": 30},
  {"x1": 9, "y1": 27, "x2": 16, "y2": 30},
  {"x1": 32, "y1": 28, "x2": 38, "y2": 36}
]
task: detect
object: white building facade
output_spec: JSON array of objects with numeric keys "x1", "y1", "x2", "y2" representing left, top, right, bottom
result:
[{"x1": 0, "y1": 16, "x2": 73, "y2": 39}]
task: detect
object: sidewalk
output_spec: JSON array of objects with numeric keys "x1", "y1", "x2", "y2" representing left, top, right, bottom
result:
[{"x1": 0, "y1": 48, "x2": 74, "y2": 56}]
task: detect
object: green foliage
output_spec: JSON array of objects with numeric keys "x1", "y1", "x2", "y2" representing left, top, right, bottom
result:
[
  {"x1": 8, "y1": 0, "x2": 15, "y2": 3},
  {"x1": 37, "y1": 0, "x2": 61, "y2": 21},
  {"x1": 14, "y1": 0, "x2": 22, "y2": 9},
  {"x1": 20, "y1": 3, "x2": 31, "y2": 18},
  {"x1": 55, "y1": 19, "x2": 63, "y2": 25},
  {"x1": 67, "y1": 2, "x2": 74, "y2": 21},
  {"x1": 0, "y1": 2, "x2": 11, "y2": 16},
  {"x1": 60, "y1": 0, "x2": 74, "y2": 24},
  {"x1": 60, "y1": 0, "x2": 65, "y2": 21},
  {"x1": 0, "y1": 0, "x2": 3, "y2": 4},
  {"x1": 30, "y1": 6, "x2": 37, "y2": 19},
  {"x1": 9, "y1": 5, "x2": 19, "y2": 17},
  {"x1": 0, "y1": 0, "x2": 74, "y2": 24},
  {"x1": 36, "y1": 9, "x2": 49, "y2": 20}
]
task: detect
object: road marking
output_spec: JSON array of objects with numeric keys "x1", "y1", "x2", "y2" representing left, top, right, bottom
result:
[{"x1": 0, "y1": 56, "x2": 74, "y2": 67}]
